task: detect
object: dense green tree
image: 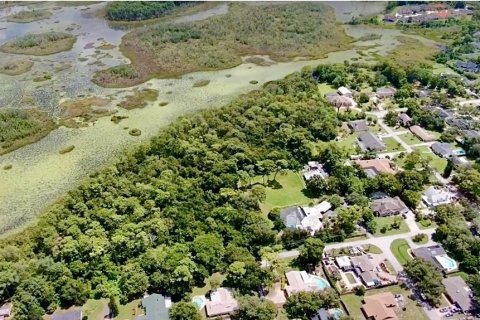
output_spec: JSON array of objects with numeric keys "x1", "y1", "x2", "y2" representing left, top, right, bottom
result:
[
  {"x1": 297, "y1": 238, "x2": 325, "y2": 269},
  {"x1": 284, "y1": 290, "x2": 339, "y2": 320},
  {"x1": 232, "y1": 295, "x2": 277, "y2": 320},
  {"x1": 404, "y1": 259, "x2": 445, "y2": 306},
  {"x1": 169, "y1": 302, "x2": 202, "y2": 320}
]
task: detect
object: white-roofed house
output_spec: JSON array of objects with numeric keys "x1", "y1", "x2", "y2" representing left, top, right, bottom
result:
[
  {"x1": 422, "y1": 186, "x2": 454, "y2": 207},
  {"x1": 335, "y1": 256, "x2": 352, "y2": 271},
  {"x1": 337, "y1": 86, "x2": 353, "y2": 98}
]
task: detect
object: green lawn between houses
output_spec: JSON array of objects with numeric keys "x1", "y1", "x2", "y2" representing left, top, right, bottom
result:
[
  {"x1": 372, "y1": 216, "x2": 410, "y2": 237},
  {"x1": 318, "y1": 83, "x2": 335, "y2": 96},
  {"x1": 341, "y1": 285, "x2": 429, "y2": 320},
  {"x1": 399, "y1": 132, "x2": 422, "y2": 145},
  {"x1": 382, "y1": 137, "x2": 405, "y2": 152},
  {"x1": 257, "y1": 171, "x2": 313, "y2": 214},
  {"x1": 390, "y1": 239, "x2": 412, "y2": 266}
]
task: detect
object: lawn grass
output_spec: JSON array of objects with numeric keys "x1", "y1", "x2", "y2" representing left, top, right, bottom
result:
[
  {"x1": 342, "y1": 285, "x2": 429, "y2": 320},
  {"x1": 337, "y1": 133, "x2": 359, "y2": 153},
  {"x1": 318, "y1": 83, "x2": 335, "y2": 96},
  {"x1": 117, "y1": 299, "x2": 141, "y2": 320},
  {"x1": 390, "y1": 239, "x2": 412, "y2": 266},
  {"x1": 373, "y1": 216, "x2": 410, "y2": 237},
  {"x1": 448, "y1": 271, "x2": 469, "y2": 281},
  {"x1": 362, "y1": 244, "x2": 383, "y2": 254},
  {"x1": 426, "y1": 153, "x2": 448, "y2": 174},
  {"x1": 258, "y1": 171, "x2": 312, "y2": 213},
  {"x1": 413, "y1": 145, "x2": 432, "y2": 153},
  {"x1": 82, "y1": 299, "x2": 108, "y2": 320},
  {"x1": 411, "y1": 234, "x2": 429, "y2": 245},
  {"x1": 191, "y1": 273, "x2": 226, "y2": 297},
  {"x1": 417, "y1": 218, "x2": 437, "y2": 230},
  {"x1": 399, "y1": 132, "x2": 422, "y2": 146},
  {"x1": 382, "y1": 137, "x2": 405, "y2": 152}
]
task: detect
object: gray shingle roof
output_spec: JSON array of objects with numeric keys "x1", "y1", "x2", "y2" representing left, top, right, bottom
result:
[
  {"x1": 357, "y1": 132, "x2": 386, "y2": 152},
  {"x1": 136, "y1": 294, "x2": 169, "y2": 320},
  {"x1": 52, "y1": 311, "x2": 82, "y2": 320},
  {"x1": 442, "y1": 276, "x2": 473, "y2": 312},
  {"x1": 348, "y1": 120, "x2": 369, "y2": 132},
  {"x1": 431, "y1": 142, "x2": 453, "y2": 158}
]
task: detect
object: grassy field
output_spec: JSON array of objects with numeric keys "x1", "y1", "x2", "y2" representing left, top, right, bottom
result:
[
  {"x1": 0, "y1": 60, "x2": 33, "y2": 75},
  {"x1": 382, "y1": 137, "x2": 405, "y2": 152},
  {"x1": 258, "y1": 171, "x2": 312, "y2": 213},
  {"x1": 342, "y1": 285, "x2": 429, "y2": 320},
  {"x1": 6, "y1": 9, "x2": 52, "y2": 22},
  {"x1": 93, "y1": 2, "x2": 353, "y2": 87},
  {"x1": 117, "y1": 89, "x2": 159, "y2": 110},
  {"x1": 390, "y1": 239, "x2": 412, "y2": 266},
  {"x1": 117, "y1": 299, "x2": 142, "y2": 320},
  {"x1": 318, "y1": 83, "x2": 335, "y2": 96},
  {"x1": 399, "y1": 132, "x2": 422, "y2": 146},
  {"x1": 0, "y1": 32, "x2": 76, "y2": 55},
  {"x1": 337, "y1": 133, "x2": 359, "y2": 153},
  {"x1": 409, "y1": 146, "x2": 448, "y2": 173},
  {"x1": 373, "y1": 216, "x2": 410, "y2": 237},
  {"x1": 375, "y1": 35, "x2": 438, "y2": 67}
]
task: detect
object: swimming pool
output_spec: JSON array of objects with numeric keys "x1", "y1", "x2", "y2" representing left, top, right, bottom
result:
[
  {"x1": 192, "y1": 296, "x2": 206, "y2": 310},
  {"x1": 435, "y1": 254, "x2": 458, "y2": 272},
  {"x1": 307, "y1": 275, "x2": 331, "y2": 289},
  {"x1": 454, "y1": 149, "x2": 466, "y2": 156}
]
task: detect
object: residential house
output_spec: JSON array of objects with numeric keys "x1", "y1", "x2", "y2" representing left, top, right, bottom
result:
[
  {"x1": 357, "y1": 132, "x2": 386, "y2": 152},
  {"x1": 431, "y1": 142, "x2": 454, "y2": 158},
  {"x1": 383, "y1": 14, "x2": 396, "y2": 22},
  {"x1": 52, "y1": 311, "x2": 83, "y2": 320},
  {"x1": 462, "y1": 129, "x2": 480, "y2": 140},
  {"x1": 371, "y1": 197, "x2": 409, "y2": 217},
  {"x1": 376, "y1": 87, "x2": 396, "y2": 99},
  {"x1": 351, "y1": 256, "x2": 380, "y2": 287},
  {"x1": 409, "y1": 125, "x2": 436, "y2": 142},
  {"x1": 412, "y1": 245, "x2": 458, "y2": 273},
  {"x1": 335, "y1": 256, "x2": 353, "y2": 271},
  {"x1": 450, "y1": 156, "x2": 471, "y2": 168},
  {"x1": 205, "y1": 288, "x2": 238, "y2": 318},
  {"x1": 398, "y1": 113, "x2": 412, "y2": 127},
  {"x1": 348, "y1": 120, "x2": 369, "y2": 133},
  {"x1": 136, "y1": 294, "x2": 171, "y2": 320},
  {"x1": 280, "y1": 201, "x2": 332, "y2": 235},
  {"x1": 285, "y1": 271, "x2": 329, "y2": 297},
  {"x1": 0, "y1": 303, "x2": 12, "y2": 320},
  {"x1": 355, "y1": 159, "x2": 396, "y2": 177},
  {"x1": 337, "y1": 86, "x2": 353, "y2": 98},
  {"x1": 436, "y1": 108, "x2": 454, "y2": 120},
  {"x1": 422, "y1": 186, "x2": 454, "y2": 207},
  {"x1": 442, "y1": 276, "x2": 474, "y2": 313},
  {"x1": 362, "y1": 292, "x2": 398, "y2": 320},
  {"x1": 446, "y1": 117, "x2": 471, "y2": 130},
  {"x1": 456, "y1": 60, "x2": 479, "y2": 73},
  {"x1": 327, "y1": 95, "x2": 356, "y2": 109},
  {"x1": 303, "y1": 161, "x2": 329, "y2": 181}
]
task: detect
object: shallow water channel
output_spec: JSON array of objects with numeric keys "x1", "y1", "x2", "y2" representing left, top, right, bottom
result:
[{"x1": 0, "y1": 2, "x2": 439, "y2": 235}]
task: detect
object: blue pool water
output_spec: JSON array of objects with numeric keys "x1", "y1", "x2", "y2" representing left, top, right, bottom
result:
[
  {"x1": 192, "y1": 296, "x2": 206, "y2": 310},
  {"x1": 309, "y1": 275, "x2": 330, "y2": 289},
  {"x1": 435, "y1": 255, "x2": 457, "y2": 271}
]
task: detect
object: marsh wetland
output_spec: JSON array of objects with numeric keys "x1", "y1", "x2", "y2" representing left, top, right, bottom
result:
[{"x1": 0, "y1": 1, "x2": 443, "y2": 235}]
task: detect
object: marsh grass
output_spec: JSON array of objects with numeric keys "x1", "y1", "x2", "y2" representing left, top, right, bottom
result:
[
  {"x1": 6, "y1": 9, "x2": 52, "y2": 23},
  {"x1": 0, "y1": 32, "x2": 76, "y2": 55},
  {"x1": 0, "y1": 60, "x2": 33, "y2": 76},
  {"x1": 93, "y1": 2, "x2": 352, "y2": 87},
  {"x1": 0, "y1": 109, "x2": 55, "y2": 155},
  {"x1": 118, "y1": 89, "x2": 159, "y2": 110},
  {"x1": 59, "y1": 145, "x2": 75, "y2": 154},
  {"x1": 192, "y1": 79, "x2": 210, "y2": 87}
]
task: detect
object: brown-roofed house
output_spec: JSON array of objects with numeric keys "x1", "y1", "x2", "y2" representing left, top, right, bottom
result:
[
  {"x1": 355, "y1": 159, "x2": 396, "y2": 177},
  {"x1": 371, "y1": 197, "x2": 409, "y2": 217},
  {"x1": 362, "y1": 292, "x2": 398, "y2": 320},
  {"x1": 205, "y1": 288, "x2": 239, "y2": 318},
  {"x1": 348, "y1": 120, "x2": 369, "y2": 133},
  {"x1": 398, "y1": 113, "x2": 412, "y2": 127},
  {"x1": 409, "y1": 125, "x2": 436, "y2": 142}
]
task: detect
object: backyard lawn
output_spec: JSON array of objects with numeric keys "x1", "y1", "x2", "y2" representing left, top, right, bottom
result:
[
  {"x1": 390, "y1": 239, "x2": 412, "y2": 266},
  {"x1": 417, "y1": 218, "x2": 437, "y2": 230},
  {"x1": 362, "y1": 244, "x2": 383, "y2": 254},
  {"x1": 258, "y1": 171, "x2": 312, "y2": 213},
  {"x1": 399, "y1": 132, "x2": 422, "y2": 145},
  {"x1": 117, "y1": 299, "x2": 141, "y2": 320},
  {"x1": 410, "y1": 146, "x2": 448, "y2": 173},
  {"x1": 372, "y1": 216, "x2": 410, "y2": 237},
  {"x1": 341, "y1": 285, "x2": 429, "y2": 320},
  {"x1": 337, "y1": 133, "x2": 359, "y2": 153},
  {"x1": 382, "y1": 137, "x2": 405, "y2": 152},
  {"x1": 318, "y1": 83, "x2": 335, "y2": 95},
  {"x1": 83, "y1": 299, "x2": 108, "y2": 320}
]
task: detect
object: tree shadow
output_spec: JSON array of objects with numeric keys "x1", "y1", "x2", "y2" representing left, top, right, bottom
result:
[
  {"x1": 267, "y1": 179, "x2": 282, "y2": 189},
  {"x1": 301, "y1": 188, "x2": 315, "y2": 199}
]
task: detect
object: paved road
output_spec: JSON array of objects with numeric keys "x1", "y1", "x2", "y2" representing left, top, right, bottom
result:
[{"x1": 276, "y1": 219, "x2": 436, "y2": 273}]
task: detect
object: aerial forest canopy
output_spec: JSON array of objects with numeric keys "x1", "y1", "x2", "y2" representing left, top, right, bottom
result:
[
  {"x1": 94, "y1": 2, "x2": 352, "y2": 87},
  {"x1": 0, "y1": 68, "x2": 338, "y2": 317},
  {"x1": 105, "y1": 1, "x2": 192, "y2": 21}
]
